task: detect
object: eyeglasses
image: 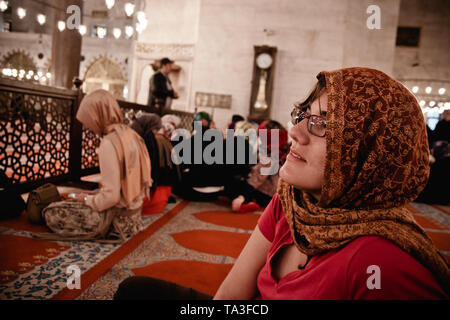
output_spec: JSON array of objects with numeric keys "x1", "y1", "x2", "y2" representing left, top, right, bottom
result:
[{"x1": 290, "y1": 107, "x2": 326, "y2": 137}]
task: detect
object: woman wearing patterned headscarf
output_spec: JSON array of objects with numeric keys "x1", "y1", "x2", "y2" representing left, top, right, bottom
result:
[
  {"x1": 130, "y1": 112, "x2": 161, "y2": 190},
  {"x1": 115, "y1": 68, "x2": 448, "y2": 300},
  {"x1": 38, "y1": 90, "x2": 152, "y2": 242},
  {"x1": 215, "y1": 68, "x2": 449, "y2": 299}
]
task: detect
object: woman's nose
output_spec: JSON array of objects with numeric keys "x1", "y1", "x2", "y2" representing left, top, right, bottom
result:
[{"x1": 289, "y1": 120, "x2": 310, "y2": 145}]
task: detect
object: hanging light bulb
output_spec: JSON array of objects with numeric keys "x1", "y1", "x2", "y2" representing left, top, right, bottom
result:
[
  {"x1": 439, "y1": 88, "x2": 446, "y2": 95},
  {"x1": 125, "y1": 25, "x2": 134, "y2": 38},
  {"x1": 105, "y1": 0, "x2": 115, "y2": 9},
  {"x1": 425, "y1": 86, "x2": 432, "y2": 94},
  {"x1": 136, "y1": 22, "x2": 144, "y2": 34},
  {"x1": 0, "y1": 1, "x2": 8, "y2": 12},
  {"x1": 58, "y1": 21, "x2": 66, "y2": 31},
  {"x1": 124, "y1": 3, "x2": 135, "y2": 17},
  {"x1": 429, "y1": 101, "x2": 436, "y2": 107},
  {"x1": 79, "y1": 25, "x2": 87, "y2": 36},
  {"x1": 97, "y1": 26, "x2": 107, "y2": 39},
  {"x1": 37, "y1": 14, "x2": 46, "y2": 25},
  {"x1": 17, "y1": 7, "x2": 26, "y2": 19},
  {"x1": 136, "y1": 11, "x2": 148, "y2": 32},
  {"x1": 113, "y1": 28, "x2": 122, "y2": 39},
  {"x1": 419, "y1": 100, "x2": 426, "y2": 107},
  {"x1": 137, "y1": 11, "x2": 146, "y2": 23},
  {"x1": 412, "y1": 86, "x2": 419, "y2": 93}
]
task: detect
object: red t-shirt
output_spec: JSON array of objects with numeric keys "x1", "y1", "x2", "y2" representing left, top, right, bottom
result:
[{"x1": 255, "y1": 194, "x2": 447, "y2": 300}]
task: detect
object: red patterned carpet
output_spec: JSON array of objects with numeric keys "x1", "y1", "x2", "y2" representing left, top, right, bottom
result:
[
  {"x1": 0, "y1": 196, "x2": 449, "y2": 299},
  {"x1": 0, "y1": 234, "x2": 71, "y2": 284}
]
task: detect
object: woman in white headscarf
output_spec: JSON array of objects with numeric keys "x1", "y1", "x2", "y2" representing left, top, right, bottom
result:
[
  {"x1": 159, "y1": 114, "x2": 181, "y2": 139},
  {"x1": 39, "y1": 90, "x2": 152, "y2": 242}
]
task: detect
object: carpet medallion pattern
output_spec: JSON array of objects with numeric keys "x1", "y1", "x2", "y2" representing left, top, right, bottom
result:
[{"x1": 0, "y1": 199, "x2": 448, "y2": 300}]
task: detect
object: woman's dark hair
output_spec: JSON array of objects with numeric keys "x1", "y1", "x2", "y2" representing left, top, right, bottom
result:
[{"x1": 232, "y1": 114, "x2": 244, "y2": 123}]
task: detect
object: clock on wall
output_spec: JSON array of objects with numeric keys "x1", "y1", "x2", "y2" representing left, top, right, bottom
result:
[{"x1": 249, "y1": 45, "x2": 277, "y2": 122}]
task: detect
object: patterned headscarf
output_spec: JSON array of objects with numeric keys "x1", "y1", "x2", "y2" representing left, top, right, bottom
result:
[
  {"x1": 278, "y1": 67, "x2": 449, "y2": 291},
  {"x1": 77, "y1": 90, "x2": 152, "y2": 205}
]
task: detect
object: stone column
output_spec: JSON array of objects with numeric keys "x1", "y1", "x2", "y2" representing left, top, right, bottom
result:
[{"x1": 50, "y1": 0, "x2": 83, "y2": 89}]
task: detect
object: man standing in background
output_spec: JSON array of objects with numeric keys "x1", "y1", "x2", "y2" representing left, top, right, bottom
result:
[{"x1": 148, "y1": 57, "x2": 179, "y2": 111}]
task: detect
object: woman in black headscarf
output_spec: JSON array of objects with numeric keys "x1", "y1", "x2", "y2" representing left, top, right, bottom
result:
[{"x1": 130, "y1": 112, "x2": 162, "y2": 189}]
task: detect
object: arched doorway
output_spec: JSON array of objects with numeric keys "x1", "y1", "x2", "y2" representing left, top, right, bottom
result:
[
  {"x1": 136, "y1": 63, "x2": 156, "y2": 105},
  {"x1": 83, "y1": 57, "x2": 127, "y2": 100},
  {"x1": 0, "y1": 50, "x2": 41, "y2": 82}
]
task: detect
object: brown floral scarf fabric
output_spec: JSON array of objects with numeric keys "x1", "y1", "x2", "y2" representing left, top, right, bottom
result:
[{"x1": 278, "y1": 67, "x2": 450, "y2": 292}]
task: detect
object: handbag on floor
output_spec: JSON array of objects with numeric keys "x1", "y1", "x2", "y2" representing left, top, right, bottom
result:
[
  {"x1": 26, "y1": 183, "x2": 61, "y2": 224},
  {"x1": 0, "y1": 170, "x2": 26, "y2": 221}
]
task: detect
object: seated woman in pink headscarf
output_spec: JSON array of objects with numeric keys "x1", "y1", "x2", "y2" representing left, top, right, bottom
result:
[{"x1": 38, "y1": 90, "x2": 152, "y2": 242}]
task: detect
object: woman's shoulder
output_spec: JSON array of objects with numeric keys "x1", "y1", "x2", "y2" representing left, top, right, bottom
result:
[
  {"x1": 344, "y1": 235, "x2": 431, "y2": 271},
  {"x1": 257, "y1": 194, "x2": 286, "y2": 242},
  {"x1": 98, "y1": 135, "x2": 115, "y2": 151},
  {"x1": 343, "y1": 235, "x2": 447, "y2": 299},
  {"x1": 267, "y1": 193, "x2": 283, "y2": 221}
]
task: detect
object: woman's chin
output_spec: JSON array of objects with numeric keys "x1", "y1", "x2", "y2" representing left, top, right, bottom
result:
[
  {"x1": 279, "y1": 164, "x2": 289, "y2": 181},
  {"x1": 279, "y1": 164, "x2": 298, "y2": 186},
  {"x1": 279, "y1": 163, "x2": 322, "y2": 194}
]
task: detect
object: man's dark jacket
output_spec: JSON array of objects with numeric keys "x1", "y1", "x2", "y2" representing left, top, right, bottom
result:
[{"x1": 148, "y1": 71, "x2": 175, "y2": 108}]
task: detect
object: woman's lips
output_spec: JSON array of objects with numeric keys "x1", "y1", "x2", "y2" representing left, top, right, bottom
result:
[{"x1": 288, "y1": 150, "x2": 306, "y2": 162}]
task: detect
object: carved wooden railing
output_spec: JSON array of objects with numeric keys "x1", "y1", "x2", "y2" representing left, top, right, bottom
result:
[{"x1": 0, "y1": 77, "x2": 194, "y2": 193}]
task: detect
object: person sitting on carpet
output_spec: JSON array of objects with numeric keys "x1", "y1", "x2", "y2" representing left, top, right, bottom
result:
[
  {"x1": 114, "y1": 67, "x2": 449, "y2": 299},
  {"x1": 171, "y1": 111, "x2": 233, "y2": 201},
  {"x1": 37, "y1": 90, "x2": 152, "y2": 242},
  {"x1": 214, "y1": 67, "x2": 449, "y2": 299},
  {"x1": 130, "y1": 112, "x2": 162, "y2": 190},
  {"x1": 229, "y1": 120, "x2": 289, "y2": 213},
  {"x1": 415, "y1": 140, "x2": 450, "y2": 205}
]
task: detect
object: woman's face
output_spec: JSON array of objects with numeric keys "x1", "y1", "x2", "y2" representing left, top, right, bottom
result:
[{"x1": 279, "y1": 92, "x2": 328, "y2": 196}]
